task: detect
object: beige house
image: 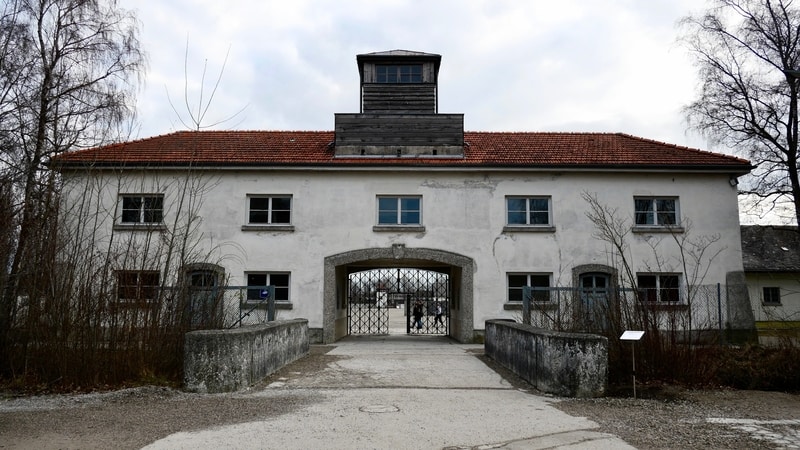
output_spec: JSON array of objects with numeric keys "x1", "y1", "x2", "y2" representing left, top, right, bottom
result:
[{"x1": 54, "y1": 50, "x2": 754, "y2": 343}]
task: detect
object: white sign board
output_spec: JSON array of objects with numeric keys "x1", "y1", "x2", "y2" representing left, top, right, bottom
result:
[{"x1": 620, "y1": 330, "x2": 644, "y2": 341}]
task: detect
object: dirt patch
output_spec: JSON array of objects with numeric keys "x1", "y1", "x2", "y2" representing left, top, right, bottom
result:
[{"x1": 0, "y1": 386, "x2": 320, "y2": 450}]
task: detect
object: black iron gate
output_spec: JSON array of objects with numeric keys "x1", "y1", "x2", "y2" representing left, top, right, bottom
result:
[{"x1": 348, "y1": 268, "x2": 449, "y2": 336}]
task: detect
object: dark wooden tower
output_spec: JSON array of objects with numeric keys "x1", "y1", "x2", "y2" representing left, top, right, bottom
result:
[{"x1": 334, "y1": 50, "x2": 464, "y2": 157}]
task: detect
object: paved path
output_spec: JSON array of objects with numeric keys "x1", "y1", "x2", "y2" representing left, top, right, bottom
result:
[{"x1": 144, "y1": 335, "x2": 635, "y2": 450}]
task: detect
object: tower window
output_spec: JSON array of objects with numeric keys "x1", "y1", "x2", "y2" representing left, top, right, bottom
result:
[{"x1": 376, "y1": 65, "x2": 422, "y2": 83}]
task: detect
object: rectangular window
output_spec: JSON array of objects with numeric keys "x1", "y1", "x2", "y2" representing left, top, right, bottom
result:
[
  {"x1": 377, "y1": 196, "x2": 421, "y2": 225},
  {"x1": 763, "y1": 286, "x2": 781, "y2": 305},
  {"x1": 247, "y1": 195, "x2": 291, "y2": 224},
  {"x1": 506, "y1": 196, "x2": 551, "y2": 226},
  {"x1": 376, "y1": 64, "x2": 422, "y2": 83},
  {"x1": 246, "y1": 272, "x2": 290, "y2": 302},
  {"x1": 508, "y1": 273, "x2": 551, "y2": 302},
  {"x1": 116, "y1": 270, "x2": 160, "y2": 302},
  {"x1": 120, "y1": 194, "x2": 163, "y2": 224},
  {"x1": 637, "y1": 274, "x2": 680, "y2": 302},
  {"x1": 634, "y1": 197, "x2": 678, "y2": 226}
]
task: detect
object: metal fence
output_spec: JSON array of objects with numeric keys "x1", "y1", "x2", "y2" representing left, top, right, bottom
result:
[
  {"x1": 8, "y1": 284, "x2": 279, "y2": 350},
  {"x1": 521, "y1": 284, "x2": 729, "y2": 340},
  {"x1": 184, "y1": 285, "x2": 277, "y2": 329}
]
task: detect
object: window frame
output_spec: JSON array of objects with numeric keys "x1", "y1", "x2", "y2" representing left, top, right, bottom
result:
[
  {"x1": 634, "y1": 197, "x2": 680, "y2": 228},
  {"x1": 505, "y1": 196, "x2": 553, "y2": 227},
  {"x1": 762, "y1": 286, "x2": 781, "y2": 305},
  {"x1": 376, "y1": 64, "x2": 423, "y2": 83},
  {"x1": 116, "y1": 270, "x2": 160, "y2": 304},
  {"x1": 245, "y1": 194, "x2": 292, "y2": 225},
  {"x1": 637, "y1": 273, "x2": 682, "y2": 303},
  {"x1": 118, "y1": 194, "x2": 164, "y2": 226},
  {"x1": 376, "y1": 195, "x2": 422, "y2": 226},
  {"x1": 244, "y1": 272, "x2": 291, "y2": 304},
  {"x1": 507, "y1": 273, "x2": 552, "y2": 303}
]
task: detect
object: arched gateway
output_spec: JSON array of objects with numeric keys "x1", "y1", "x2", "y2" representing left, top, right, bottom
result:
[{"x1": 323, "y1": 245, "x2": 474, "y2": 343}]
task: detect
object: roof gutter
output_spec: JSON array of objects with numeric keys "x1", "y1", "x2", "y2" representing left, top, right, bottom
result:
[{"x1": 51, "y1": 161, "x2": 753, "y2": 175}]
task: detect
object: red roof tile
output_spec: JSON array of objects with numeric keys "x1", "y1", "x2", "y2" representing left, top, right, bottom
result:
[{"x1": 52, "y1": 130, "x2": 751, "y2": 172}]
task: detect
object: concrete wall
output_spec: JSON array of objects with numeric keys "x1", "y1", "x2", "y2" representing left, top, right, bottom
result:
[
  {"x1": 184, "y1": 319, "x2": 309, "y2": 393},
  {"x1": 484, "y1": 319, "x2": 608, "y2": 398}
]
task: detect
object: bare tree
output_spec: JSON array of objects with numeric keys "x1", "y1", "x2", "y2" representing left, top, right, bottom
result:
[
  {"x1": 680, "y1": 0, "x2": 800, "y2": 224},
  {"x1": 23, "y1": 42, "x2": 246, "y2": 387},
  {"x1": 0, "y1": 0, "x2": 145, "y2": 376},
  {"x1": 582, "y1": 191, "x2": 727, "y2": 382},
  {"x1": 166, "y1": 41, "x2": 247, "y2": 132}
]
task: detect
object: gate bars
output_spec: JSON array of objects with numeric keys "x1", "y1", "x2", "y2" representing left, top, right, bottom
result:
[{"x1": 348, "y1": 268, "x2": 449, "y2": 336}]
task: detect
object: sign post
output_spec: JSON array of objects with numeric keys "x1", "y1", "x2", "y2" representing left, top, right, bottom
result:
[{"x1": 620, "y1": 330, "x2": 645, "y2": 399}]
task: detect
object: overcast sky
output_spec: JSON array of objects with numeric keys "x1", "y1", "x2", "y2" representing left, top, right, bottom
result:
[
  {"x1": 117, "y1": 0, "x2": 790, "y2": 223},
  {"x1": 121, "y1": 1, "x2": 708, "y2": 143}
]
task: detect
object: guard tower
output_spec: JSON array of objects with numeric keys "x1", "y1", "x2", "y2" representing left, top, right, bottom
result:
[{"x1": 334, "y1": 50, "x2": 464, "y2": 157}]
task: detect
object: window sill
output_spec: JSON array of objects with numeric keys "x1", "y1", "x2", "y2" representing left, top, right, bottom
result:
[
  {"x1": 240, "y1": 301, "x2": 293, "y2": 310},
  {"x1": 113, "y1": 224, "x2": 167, "y2": 232},
  {"x1": 641, "y1": 302, "x2": 688, "y2": 311},
  {"x1": 373, "y1": 225, "x2": 426, "y2": 232},
  {"x1": 113, "y1": 300, "x2": 157, "y2": 309},
  {"x1": 632, "y1": 226, "x2": 684, "y2": 234},
  {"x1": 503, "y1": 302, "x2": 558, "y2": 310},
  {"x1": 503, "y1": 225, "x2": 556, "y2": 233},
  {"x1": 762, "y1": 302, "x2": 782, "y2": 307},
  {"x1": 241, "y1": 224, "x2": 295, "y2": 232}
]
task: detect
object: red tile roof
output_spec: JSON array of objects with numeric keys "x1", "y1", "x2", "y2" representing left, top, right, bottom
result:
[{"x1": 52, "y1": 130, "x2": 751, "y2": 172}]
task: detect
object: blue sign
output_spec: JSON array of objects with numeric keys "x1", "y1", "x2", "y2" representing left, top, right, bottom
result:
[{"x1": 260, "y1": 289, "x2": 270, "y2": 299}]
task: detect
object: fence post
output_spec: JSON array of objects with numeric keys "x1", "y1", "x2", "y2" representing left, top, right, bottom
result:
[
  {"x1": 522, "y1": 286, "x2": 531, "y2": 325},
  {"x1": 717, "y1": 282, "x2": 724, "y2": 344},
  {"x1": 267, "y1": 285, "x2": 276, "y2": 321}
]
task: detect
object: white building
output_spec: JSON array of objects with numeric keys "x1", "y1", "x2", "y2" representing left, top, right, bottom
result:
[
  {"x1": 54, "y1": 50, "x2": 754, "y2": 343},
  {"x1": 741, "y1": 225, "x2": 800, "y2": 344}
]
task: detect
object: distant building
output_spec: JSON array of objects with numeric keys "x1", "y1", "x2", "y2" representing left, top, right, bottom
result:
[
  {"x1": 54, "y1": 50, "x2": 754, "y2": 343},
  {"x1": 741, "y1": 225, "x2": 800, "y2": 344}
]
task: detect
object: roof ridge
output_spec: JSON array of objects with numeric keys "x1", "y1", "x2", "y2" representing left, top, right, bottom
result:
[{"x1": 171, "y1": 129, "x2": 333, "y2": 134}]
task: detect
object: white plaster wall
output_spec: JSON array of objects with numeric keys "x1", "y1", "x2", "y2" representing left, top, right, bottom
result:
[
  {"x1": 746, "y1": 273, "x2": 800, "y2": 323},
  {"x1": 61, "y1": 168, "x2": 745, "y2": 332}
]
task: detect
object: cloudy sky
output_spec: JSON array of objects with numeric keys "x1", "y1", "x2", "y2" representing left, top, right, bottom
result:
[
  {"x1": 117, "y1": 0, "x2": 789, "y2": 223},
  {"x1": 121, "y1": 1, "x2": 706, "y2": 142}
]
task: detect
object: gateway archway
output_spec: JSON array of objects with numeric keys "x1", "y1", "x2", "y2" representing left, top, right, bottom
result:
[{"x1": 323, "y1": 245, "x2": 474, "y2": 343}]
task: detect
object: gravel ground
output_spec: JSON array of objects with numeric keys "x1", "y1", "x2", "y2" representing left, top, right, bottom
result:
[
  {"x1": 482, "y1": 353, "x2": 800, "y2": 450},
  {"x1": 1, "y1": 346, "x2": 798, "y2": 449},
  {"x1": 555, "y1": 389, "x2": 800, "y2": 449}
]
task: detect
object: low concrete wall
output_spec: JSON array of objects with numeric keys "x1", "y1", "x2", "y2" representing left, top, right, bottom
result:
[
  {"x1": 484, "y1": 319, "x2": 607, "y2": 398},
  {"x1": 184, "y1": 319, "x2": 309, "y2": 393}
]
